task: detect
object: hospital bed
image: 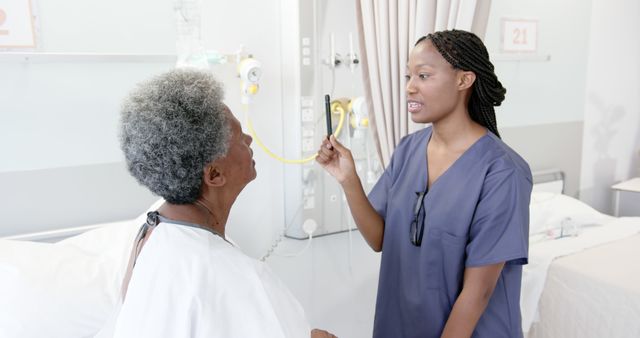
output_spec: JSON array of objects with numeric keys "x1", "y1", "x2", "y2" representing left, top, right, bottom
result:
[
  {"x1": 523, "y1": 171, "x2": 640, "y2": 338},
  {"x1": 1, "y1": 173, "x2": 639, "y2": 338},
  {"x1": 528, "y1": 233, "x2": 640, "y2": 338},
  {"x1": 0, "y1": 201, "x2": 162, "y2": 338}
]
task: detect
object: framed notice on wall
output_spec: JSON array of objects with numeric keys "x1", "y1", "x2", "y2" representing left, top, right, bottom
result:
[
  {"x1": 0, "y1": 0, "x2": 37, "y2": 49},
  {"x1": 501, "y1": 18, "x2": 538, "y2": 53}
]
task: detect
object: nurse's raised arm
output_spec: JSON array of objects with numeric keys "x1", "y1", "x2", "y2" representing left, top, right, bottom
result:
[{"x1": 316, "y1": 135, "x2": 385, "y2": 252}]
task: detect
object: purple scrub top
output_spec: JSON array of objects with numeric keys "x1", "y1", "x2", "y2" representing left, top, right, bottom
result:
[{"x1": 368, "y1": 126, "x2": 532, "y2": 338}]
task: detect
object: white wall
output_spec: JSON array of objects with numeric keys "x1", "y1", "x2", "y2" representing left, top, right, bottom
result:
[
  {"x1": 485, "y1": 0, "x2": 640, "y2": 212},
  {"x1": 0, "y1": 0, "x2": 284, "y2": 255},
  {"x1": 579, "y1": 0, "x2": 640, "y2": 213},
  {"x1": 484, "y1": 0, "x2": 592, "y2": 128},
  {"x1": 0, "y1": 0, "x2": 176, "y2": 172},
  {"x1": 481, "y1": 0, "x2": 593, "y2": 197}
]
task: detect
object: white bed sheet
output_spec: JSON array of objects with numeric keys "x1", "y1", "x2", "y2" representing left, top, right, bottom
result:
[
  {"x1": 522, "y1": 192, "x2": 640, "y2": 333},
  {"x1": 527, "y1": 231, "x2": 640, "y2": 338},
  {"x1": 0, "y1": 199, "x2": 164, "y2": 338},
  {"x1": 0, "y1": 220, "x2": 139, "y2": 338}
]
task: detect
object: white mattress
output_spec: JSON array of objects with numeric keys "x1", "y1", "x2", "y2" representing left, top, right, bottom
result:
[
  {"x1": 0, "y1": 199, "x2": 164, "y2": 338},
  {"x1": 527, "y1": 231, "x2": 640, "y2": 338},
  {"x1": 0, "y1": 220, "x2": 140, "y2": 338},
  {"x1": 522, "y1": 192, "x2": 640, "y2": 333}
]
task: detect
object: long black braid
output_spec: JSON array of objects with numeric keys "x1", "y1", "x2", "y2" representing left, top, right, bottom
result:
[{"x1": 415, "y1": 30, "x2": 506, "y2": 138}]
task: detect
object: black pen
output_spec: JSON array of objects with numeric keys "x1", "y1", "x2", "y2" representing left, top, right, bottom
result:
[{"x1": 324, "y1": 94, "x2": 333, "y2": 148}]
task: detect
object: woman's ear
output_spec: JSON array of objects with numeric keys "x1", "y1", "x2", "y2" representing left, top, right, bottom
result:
[
  {"x1": 203, "y1": 164, "x2": 226, "y2": 187},
  {"x1": 458, "y1": 71, "x2": 476, "y2": 91}
]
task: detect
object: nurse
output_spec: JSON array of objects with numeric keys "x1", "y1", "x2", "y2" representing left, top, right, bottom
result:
[{"x1": 316, "y1": 29, "x2": 532, "y2": 338}]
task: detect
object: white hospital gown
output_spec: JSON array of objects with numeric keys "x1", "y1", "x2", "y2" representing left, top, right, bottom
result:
[{"x1": 96, "y1": 221, "x2": 309, "y2": 338}]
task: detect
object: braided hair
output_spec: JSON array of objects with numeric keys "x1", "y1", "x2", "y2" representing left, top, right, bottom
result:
[{"x1": 415, "y1": 30, "x2": 505, "y2": 138}]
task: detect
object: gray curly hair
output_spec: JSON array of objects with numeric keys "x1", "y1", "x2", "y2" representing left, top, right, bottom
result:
[{"x1": 120, "y1": 68, "x2": 230, "y2": 204}]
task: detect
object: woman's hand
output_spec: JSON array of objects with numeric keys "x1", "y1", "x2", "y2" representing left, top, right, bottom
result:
[
  {"x1": 315, "y1": 135, "x2": 357, "y2": 185},
  {"x1": 311, "y1": 328, "x2": 337, "y2": 338},
  {"x1": 316, "y1": 135, "x2": 385, "y2": 251}
]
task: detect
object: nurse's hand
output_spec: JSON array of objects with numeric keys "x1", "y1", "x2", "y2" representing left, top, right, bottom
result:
[
  {"x1": 311, "y1": 328, "x2": 338, "y2": 338},
  {"x1": 316, "y1": 135, "x2": 357, "y2": 185}
]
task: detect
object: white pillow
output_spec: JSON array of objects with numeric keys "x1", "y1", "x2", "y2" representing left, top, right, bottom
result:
[
  {"x1": 529, "y1": 192, "x2": 614, "y2": 236},
  {"x1": 0, "y1": 199, "x2": 164, "y2": 338}
]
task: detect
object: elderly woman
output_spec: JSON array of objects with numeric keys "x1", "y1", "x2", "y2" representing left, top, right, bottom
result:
[{"x1": 97, "y1": 69, "x2": 336, "y2": 338}]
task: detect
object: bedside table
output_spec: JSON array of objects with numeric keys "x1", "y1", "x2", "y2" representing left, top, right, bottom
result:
[{"x1": 612, "y1": 178, "x2": 640, "y2": 217}]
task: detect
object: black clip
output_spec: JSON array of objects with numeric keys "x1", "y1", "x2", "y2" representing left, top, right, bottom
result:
[{"x1": 146, "y1": 211, "x2": 160, "y2": 227}]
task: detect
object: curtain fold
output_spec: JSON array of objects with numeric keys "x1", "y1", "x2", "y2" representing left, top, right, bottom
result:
[{"x1": 356, "y1": 0, "x2": 492, "y2": 167}]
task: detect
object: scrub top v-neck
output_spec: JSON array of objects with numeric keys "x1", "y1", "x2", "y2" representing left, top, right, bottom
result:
[{"x1": 368, "y1": 126, "x2": 532, "y2": 338}]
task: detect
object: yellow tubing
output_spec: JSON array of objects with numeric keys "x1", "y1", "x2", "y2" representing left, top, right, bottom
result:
[{"x1": 243, "y1": 104, "x2": 345, "y2": 164}]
